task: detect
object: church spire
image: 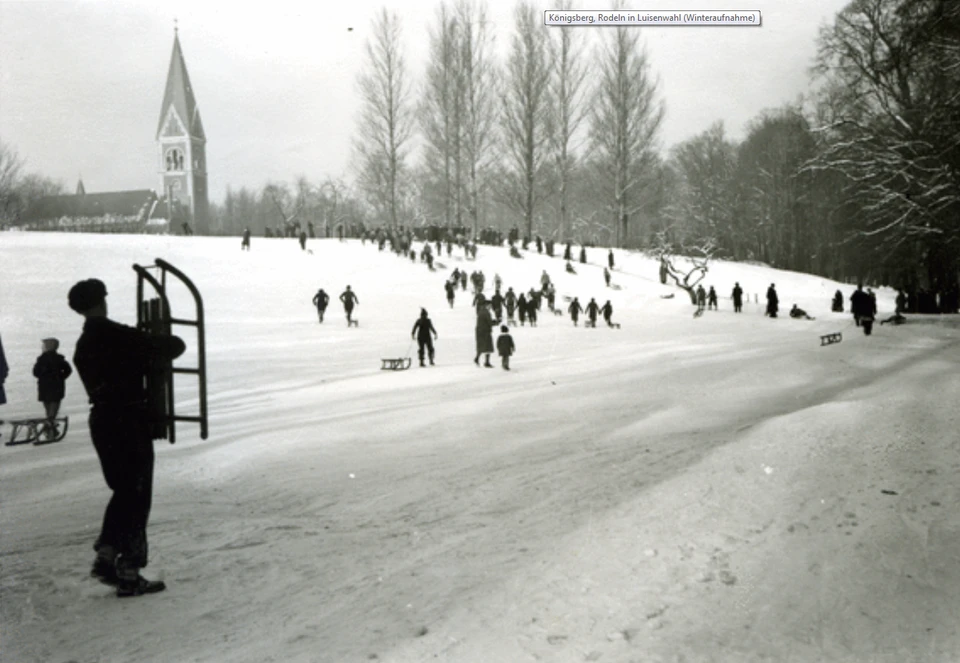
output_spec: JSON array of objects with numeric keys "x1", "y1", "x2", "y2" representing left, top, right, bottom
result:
[
  {"x1": 76, "y1": 176, "x2": 85, "y2": 196},
  {"x1": 156, "y1": 24, "x2": 205, "y2": 141}
]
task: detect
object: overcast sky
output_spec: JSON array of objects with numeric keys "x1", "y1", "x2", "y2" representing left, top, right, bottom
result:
[{"x1": 0, "y1": 0, "x2": 850, "y2": 202}]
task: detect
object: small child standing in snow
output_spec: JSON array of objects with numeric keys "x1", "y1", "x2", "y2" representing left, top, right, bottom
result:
[
  {"x1": 33, "y1": 338, "x2": 72, "y2": 424},
  {"x1": 496, "y1": 325, "x2": 515, "y2": 370}
]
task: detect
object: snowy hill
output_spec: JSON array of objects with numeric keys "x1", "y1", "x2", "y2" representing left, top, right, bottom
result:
[{"x1": 1, "y1": 232, "x2": 958, "y2": 663}]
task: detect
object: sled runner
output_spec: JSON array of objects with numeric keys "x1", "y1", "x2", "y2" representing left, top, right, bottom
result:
[
  {"x1": 4, "y1": 417, "x2": 69, "y2": 446},
  {"x1": 820, "y1": 332, "x2": 843, "y2": 346},
  {"x1": 133, "y1": 259, "x2": 209, "y2": 443},
  {"x1": 380, "y1": 357, "x2": 412, "y2": 371},
  {"x1": 693, "y1": 309, "x2": 704, "y2": 318}
]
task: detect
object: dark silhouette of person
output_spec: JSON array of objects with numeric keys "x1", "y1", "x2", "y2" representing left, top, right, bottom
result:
[
  {"x1": 604, "y1": 267, "x2": 611, "y2": 287},
  {"x1": 69, "y1": 278, "x2": 185, "y2": 597},
  {"x1": 33, "y1": 337, "x2": 72, "y2": 427},
  {"x1": 601, "y1": 300, "x2": 614, "y2": 326},
  {"x1": 850, "y1": 284, "x2": 869, "y2": 327},
  {"x1": 585, "y1": 298, "x2": 600, "y2": 327},
  {"x1": 580, "y1": 246, "x2": 587, "y2": 264},
  {"x1": 445, "y1": 280, "x2": 456, "y2": 308},
  {"x1": 241, "y1": 228, "x2": 251, "y2": 251},
  {"x1": 299, "y1": 231, "x2": 307, "y2": 250},
  {"x1": 608, "y1": 250, "x2": 615, "y2": 270},
  {"x1": 497, "y1": 325, "x2": 515, "y2": 370},
  {"x1": 696, "y1": 285, "x2": 706, "y2": 313},
  {"x1": 564, "y1": 242, "x2": 572, "y2": 261},
  {"x1": 517, "y1": 293, "x2": 528, "y2": 326},
  {"x1": 832, "y1": 290, "x2": 843, "y2": 312},
  {"x1": 732, "y1": 282, "x2": 743, "y2": 313},
  {"x1": 707, "y1": 286, "x2": 718, "y2": 310},
  {"x1": 490, "y1": 289, "x2": 504, "y2": 320},
  {"x1": 569, "y1": 297, "x2": 583, "y2": 326},
  {"x1": 789, "y1": 304, "x2": 814, "y2": 320},
  {"x1": 766, "y1": 284, "x2": 779, "y2": 318},
  {"x1": 474, "y1": 302, "x2": 495, "y2": 367},
  {"x1": 312, "y1": 288, "x2": 330, "y2": 323},
  {"x1": 411, "y1": 309, "x2": 438, "y2": 367},
  {"x1": 340, "y1": 286, "x2": 359, "y2": 324}
]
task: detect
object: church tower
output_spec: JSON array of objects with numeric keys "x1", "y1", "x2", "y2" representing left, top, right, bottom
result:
[{"x1": 157, "y1": 25, "x2": 209, "y2": 234}]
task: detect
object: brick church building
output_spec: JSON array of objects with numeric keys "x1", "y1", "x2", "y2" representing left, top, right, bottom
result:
[{"x1": 21, "y1": 28, "x2": 209, "y2": 234}]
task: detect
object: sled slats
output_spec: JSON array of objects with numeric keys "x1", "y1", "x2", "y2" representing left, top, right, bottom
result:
[
  {"x1": 820, "y1": 332, "x2": 843, "y2": 346},
  {"x1": 380, "y1": 358, "x2": 411, "y2": 371}
]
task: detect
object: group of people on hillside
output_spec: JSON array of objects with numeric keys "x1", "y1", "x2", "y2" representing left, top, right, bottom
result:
[{"x1": 311, "y1": 286, "x2": 359, "y2": 325}]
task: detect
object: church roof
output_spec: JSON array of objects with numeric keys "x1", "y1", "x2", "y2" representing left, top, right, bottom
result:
[
  {"x1": 156, "y1": 33, "x2": 205, "y2": 141},
  {"x1": 22, "y1": 190, "x2": 157, "y2": 222}
]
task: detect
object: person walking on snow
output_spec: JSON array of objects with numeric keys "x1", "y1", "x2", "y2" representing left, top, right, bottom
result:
[
  {"x1": 568, "y1": 297, "x2": 583, "y2": 326},
  {"x1": 517, "y1": 293, "x2": 528, "y2": 326},
  {"x1": 585, "y1": 297, "x2": 600, "y2": 327},
  {"x1": 696, "y1": 285, "x2": 706, "y2": 314},
  {"x1": 601, "y1": 300, "x2": 614, "y2": 327},
  {"x1": 241, "y1": 227, "x2": 251, "y2": 251},
  {"x1": 474, "y1": 301, "x2": 495, "y2": 368},
  {"x1": 490, "y1": 289, "x2": 504, "y2": 321},
  {"x1": 445, "y1": 280, "x2": 456, "y2": 308},
  {"x1": 505, "y1": 288, "x2": 518, "y2": 324},
  {"x1": 411, "y1": 309, "x2": 438, "y2": 367},
  {"x1": 340, "y1": 286, "x2": 359, "y2": 325},
  {"x1": 707, "y1": 286, "x2": 718, "y2": 310},
  {"x1": 312, "y1": 288, "x2": 330, "y2": 323},
  {"x1": 608, "y1": 249, "x2": 615, "y2": 270},
  {"x1": 526, "y1": 295, "x2": 538, "y2": 327},
  {"x1": 604, "y1": 267, "x2": 611, "y2": 288},
  {"x1": 496, "y1": 325, "x2": 515, "y2": 370}
]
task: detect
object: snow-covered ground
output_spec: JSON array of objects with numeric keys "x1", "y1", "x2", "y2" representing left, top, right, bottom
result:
[{"x1": 1, "y1": 232, "x2": 958, "y2": 663}]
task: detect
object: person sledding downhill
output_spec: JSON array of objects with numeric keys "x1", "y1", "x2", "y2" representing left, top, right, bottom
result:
[
  {"x1": 789, "y1": 304, "x2": 815, "y2": 320},
  {"x1": 411, "y1": 309, "x2": 438, "y2": 367},
  {"x1": 312, "y1": 288, "x2": 330, "y2": 323},
  {"x1": 568, "y1": 297, "x2": 583, "y2": 326},
  {"x1": 340, "y1": 286, "x2": 359, "y2": 325},
  {"x1": 585, "y1": 297, "x2": 600, "y2": 327}
]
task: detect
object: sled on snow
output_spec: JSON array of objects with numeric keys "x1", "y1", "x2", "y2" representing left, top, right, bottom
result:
[
  {"x1": 820, "y1": 332, "x2": 843, "y2": 346},
  {"x1": 4, "y1": 416, "x2": 69, "y2": 446},
  {"x1": 349, "y1": 319, "x2": 360, "y2": 327},
  {"x1": 660, "y1": 293, "x2": 675, "y2": 299},
  {"x1": 133, "y1": 259, "x2": 209, "y2": 444},
  {"x1": 380, "y1": 357, "x2": 412, "y2": 371}
]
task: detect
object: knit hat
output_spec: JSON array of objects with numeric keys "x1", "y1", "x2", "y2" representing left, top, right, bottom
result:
[{"x1": 68, "y1": 279, "x2": 107, "y2": 313}]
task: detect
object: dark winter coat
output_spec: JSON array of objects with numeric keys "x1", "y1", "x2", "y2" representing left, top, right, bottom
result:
[
  {"x1": 340, "y1": 290, "x2": 359, "y2": 310},
  {"x1": 33, "y1": 351, "x2": 73, "y2": 402},
  {"x1": 412, "y1": 317, "x2": 438, "y2": 341},
  {"x1": 850, "y1": 289, "x2": 871, "y2": 318},
  {"x1": 766, "y1": 287, "x2": 779, "y2": 315},
  {"x1": 475, "y1": 307, "x2": 495, "y2": 354},
  {"x1": 497, "y1": 333, "x2": 515, "y2": 357},
  {"x1": 586, "y1": 301, "x2": 600, "y2": 321},
  {"x1": 312, "y1": 290, "x2": 329, "y2": 310},
  {"x1": 732, "y1": 285, "x2": 743, "y2": 305}
]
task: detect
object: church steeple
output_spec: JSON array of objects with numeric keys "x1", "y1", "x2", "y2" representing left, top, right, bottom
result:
[
  {"x1": 76, "y1": 176, "x2": 85, "y2": 196},
  {"x1": 156, "y1": 24, "x2": 209, "y2": 234}
]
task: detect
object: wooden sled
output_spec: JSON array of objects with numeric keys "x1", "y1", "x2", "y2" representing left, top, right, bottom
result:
[
  {"x1": 610, "y1": 284, "x2": 623, "y2": 290},
  {"x1": 820, "y1": 332, "x2": 843, "y2": 346},
  {"x1": 349, "y1": 319, "x2": 359, "y2": 327},
  {"x1": 381, "y1": 357, "x2": 411, "y2": 371},
  {"x1": 133, "y1": 259, "x2": 208, "y2": 444},
  {"x1": 660, "y1": 293, "x2": 675, "y2": 299},
  {"x1": 5, "y1": 416, "x2": 69, "y2": 446},
  {"x1": 693, "y1": 308, "x2": 704, "y2": 318}
]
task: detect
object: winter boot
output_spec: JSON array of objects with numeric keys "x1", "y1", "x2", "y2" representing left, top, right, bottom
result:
[
  {"x1": 115, "y1": 555, "x2": 166, "y2": 598},
  {"x1": 90, "y1": 544, "x2": 119, "y2": 585}
]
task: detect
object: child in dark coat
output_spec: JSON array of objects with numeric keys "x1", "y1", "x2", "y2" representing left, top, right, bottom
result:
[
  {"x1": 33, "y1": 338, "x2": 72, "y2": 422},
  {"x1": 496, "y1": 325, "x2": 515, "y2": 370}
]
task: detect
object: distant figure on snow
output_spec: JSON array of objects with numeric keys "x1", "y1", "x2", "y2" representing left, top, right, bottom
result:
[
  {"x1": 340, "y1": 286, "x2": 359, "y2": 325},
  {"x1": 474, "y1": 301, "x2": 495, "y2": 368},
  {"x1": 299, "y1": 231, "x2": 307, "y2": 251},
  {"x1": 568, "y1": 297, "x2": 583, "y2": 326},
  {"x1": 766, "y1": 284, "x2": 779, "y2": 318},
  {"x1": 411, "y1": 309, "x2": 438, "y2": 367},
  {"x1": 732, "y1": 282, "x2": 743, "y2": 313},
  {"x1": 312, "y1": 288, "x2": 330, "y2": 323},
  {"x1": 445, "y1": 280, "x2": 456, "y2": 308},
  {"x1": 832, "y1": 290, "x2": 844, "y2": 313},
  {"x1": 585, "y1": 298, "x2": 600, "y2": 327},
  {"x1": 608, "y1": 249, "x2": 615, "y2": 270},
  {"x1": 789, "y1": 304, "x2": 814, "y2": 320},
  {"x1": 496, "y1": 325, "x2": 515, "y2": 370},
  {"x1": 241, "y1": 228, "x2": 251, "y2": 251},
  {"x1": 579, "y1": 246, "x2": 587, "y2": 264},
  {"x1": 601, "y1": 300, "x2": 614, "y2": 327},
  {"x1": 517, "y1": 293, "x2": 528, "y2": 326},
  {"x1": 850, "y1": 284, "x2": 870, "y2": 328},
  {"x1": 707, "y1": 286, "x2": 718, "y2": 310},
  {"x1": 604, "y1": 267, "x2": 611, "y2": 288},
  {"x1": 566, "y1": 261, "x2": 577, "y2": 275},
  {"x1": 696, "y1": 285, "x2": 706, "y2": 313},
  {"x1": 490, "y1": 289, "x2": 504, "y2": 321},
  {"x1": 33, "y1": 337, "x2": 72, "y2": 426}
]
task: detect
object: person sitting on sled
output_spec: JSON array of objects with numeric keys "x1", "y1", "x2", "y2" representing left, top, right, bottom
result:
[{"x1": 789, "y1": 304, "x2": 814, "y2": 320}]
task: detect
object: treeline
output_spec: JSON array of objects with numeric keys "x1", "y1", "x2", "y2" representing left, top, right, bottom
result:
[
  {"x1": 347, "y1": 0, "x2": 958, "y2": 295},
  {"x1": 0, "y1": 141, "x2": 66, "y2": 225}
]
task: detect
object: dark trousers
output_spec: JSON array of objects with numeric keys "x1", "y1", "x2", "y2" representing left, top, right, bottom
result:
[
  {"x1": 89, "y1": 406, "x2": 154, "y2": 569},
  {"x1": 316, "y1": 307, "x2": 326, "y2": 322},
  {"x1": 417, "y1": 337, "x2": 435, "y2": 363}
]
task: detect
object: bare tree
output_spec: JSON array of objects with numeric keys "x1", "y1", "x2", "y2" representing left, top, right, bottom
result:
[
  {"x1": 354, "y1": 8, "x2": 414, "y2": 228},
  {"x1": 0, "y1": 140, "x2": 25, "y2": 222},
  {"x1": 546, "y1": 0, "x2": 589, "y2": 241},
  {"x1": 455, "y1": 0, "x2": 499, "y2": 236},
  {"x1": 500, "y1": 0, "x2": 552, "y2": 239},
  {"x1": 421, "y1": 3, "x2": 464, "y2": 229},
  {"x1": 649, "y1": 229, "x2": 716, "y2": 305},
  {"x1": 588, "y1": 1, "x2": 664, "y2": 248}
]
